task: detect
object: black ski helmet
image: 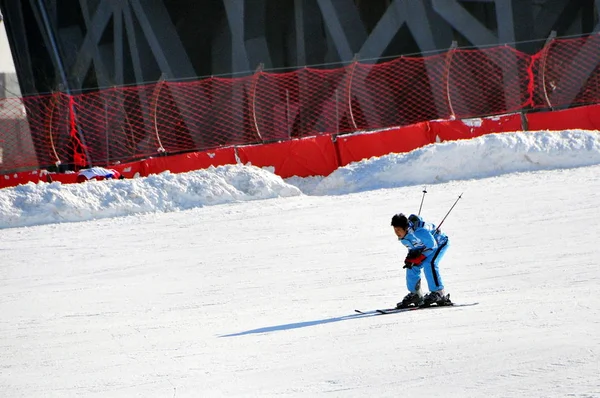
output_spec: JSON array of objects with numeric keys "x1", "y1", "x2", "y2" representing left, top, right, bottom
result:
[{"x1": 391, "y1": 213, "x2": 409, "y2": 229}]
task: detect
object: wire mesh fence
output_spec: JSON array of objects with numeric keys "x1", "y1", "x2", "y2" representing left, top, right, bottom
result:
[{"x1": 2, "y1": 34, "x2": 600, "y2": 173}]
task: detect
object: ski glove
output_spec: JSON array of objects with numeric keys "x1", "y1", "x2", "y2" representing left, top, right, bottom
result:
[{"x1": 403, "y1": 249, "x2": 426, "y2": 269}]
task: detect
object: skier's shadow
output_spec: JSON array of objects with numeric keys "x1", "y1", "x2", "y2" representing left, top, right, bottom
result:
[{"x1": 219, "y1": 312, "x2": 375, "y2": 337}]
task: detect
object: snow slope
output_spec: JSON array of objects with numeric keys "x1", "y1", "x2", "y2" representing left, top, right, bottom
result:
[{"x1": 1, "y1": 130, "x2": 599, "y2": 397}]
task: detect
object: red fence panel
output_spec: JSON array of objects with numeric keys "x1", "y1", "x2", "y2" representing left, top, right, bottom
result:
[
  {"x1": 448, "y1": 47, "x2": 533, "y2": 118},
  {"x1": 351, "y1": 54, "x2": 450, "y2": 130},
  {"x1": 254, "y1": 68, "x2": 353, "y2": 141},
  {"x1": 335, "y1": 123, "x2": 433, "y2": 167},
  {"x1": 72, "y1": 85, "x2": 157, "y2": 166},
  {"x1": 429, "y1": 114, "x2": 524, "y2": 142},
  {"x1": 236, "y1": 135, "x2": 339, "y2": 178},
  {"x1": 170, "y1": 76, "x2": 259, "y2": 148},
  {"x1": 527, "y1": 103, "x2": 600, "y2": 131},
  {"x1": 533, "y1": 35, "x2": 600, "y2": 109},
  {"x1": 140, "y1": 147, "x2": 238, "y2": 176}
]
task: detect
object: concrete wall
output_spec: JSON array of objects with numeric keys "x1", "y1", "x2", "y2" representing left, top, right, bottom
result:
[
  {"x1": 0, "y1": 20, "x2": 20, "y2": 98},
  {"x1": 0, "y1": 20, "x2": 33, "y2": 171}
]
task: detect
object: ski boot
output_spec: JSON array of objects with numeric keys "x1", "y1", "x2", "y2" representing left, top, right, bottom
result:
[
  {"x1": 421, "y1": 290, "x2": 453, "y2": 308},
  {"x1": 396, "y1": 292, "x2": 424, "y2": 309}
]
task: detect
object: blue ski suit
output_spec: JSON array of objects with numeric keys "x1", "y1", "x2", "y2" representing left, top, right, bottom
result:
[{"x1": 399, "y1": 215, "x2": 449, "y2": 293}]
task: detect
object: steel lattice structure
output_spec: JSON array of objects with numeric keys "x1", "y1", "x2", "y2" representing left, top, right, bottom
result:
[{"x1": 0, "y1": 0, "x2": 598, "y2": 96}]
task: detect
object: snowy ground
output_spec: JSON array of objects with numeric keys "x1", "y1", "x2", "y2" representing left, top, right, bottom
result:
[{"x1": 1, "y1": 130, "x2": 600, "y2": 397}]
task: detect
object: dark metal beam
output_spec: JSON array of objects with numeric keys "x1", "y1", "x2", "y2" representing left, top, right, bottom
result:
[
  {"x1": 294, "y1": 0, "x2": 306, "y2": 66},
  {"x1": 405, "y1": 1, "x2": 453, "y2": 53},
  {"x1": 129, "y1": 0, "x2": 196, "y2": 79},
  {"x1": 77, "y1": 0, "x2": 110, "y2": 87},
  {"x1": 70, "y1": 1, "x2": 113, "y2": 89},
  {"x1": 244, "y1": 0, "x2": 272, "y2": 69},
  {"x1": 358, "y1": 0, "x2": 406, "y2": 60},
  {"x1": 294, "y1": 0, "x2": 326, "y2": 67},
  {"x1": 508, "y1": 0, "x2": 536, "y2": 53},
  {"x1": 223, "y1": 0, "x2": 250, "y2": 73},
  {"x1": 1, "y1": 3, "x2": 37, "y2": 94},
  {"x1": 113, "y1": 2, "x2": 123, "y2": 85},
  {"x1": 432, "y1": 0, "x2": 498, "y2": 48},
  {"x1": 548, "y1": 1, "x2": 600, "y2": 106},
  {"x1": 1, "y1": 0, "x2": 598, "y2": 96},
  {"x1": 532, "y1": 0, "x2": 572, "y2": 38},
  {"x1": 595, "y1": 0, "x2": 600, "y2": 32},
  {"x1": 317, "y1": 0, "x2": 367, "y2": 62}
]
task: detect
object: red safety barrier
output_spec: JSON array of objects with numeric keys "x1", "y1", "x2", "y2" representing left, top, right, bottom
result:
[
  {"x1": 236, "y1": 135, "x2": 339, "y2": 178},
  {"x1": 0, "y1": 170, "x2": 43, "y2": 189},
  {"x1": 429, "y1": 113, "x2": 524, "y2": 142},
  {"x1": 334, "y1": 123, "x2": 433, "y2": 166},
  {"x1": 109, "y1": 161, "x2": 145, "y2": 179},
  {"x1": 1, "y1": 104, "x2": 597, "y2": 189},
  {"x1": 46, "y1": 173, "x2": 78, "y2": 184},
  {"x1": 138, "y1": 147, "x2": 237, "y2": 177},
  {"x1": 526, "y1": 103, "x2": 600, "y2": 131}
]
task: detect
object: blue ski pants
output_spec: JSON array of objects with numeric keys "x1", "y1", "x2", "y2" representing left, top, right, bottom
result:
[{"x1": 406, "y1": 239, "x2": 449, "y2": 293}]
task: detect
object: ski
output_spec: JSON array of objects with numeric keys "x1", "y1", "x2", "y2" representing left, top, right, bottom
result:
[
  {"x1": 376, "y1": 307, "x2": 422, "y2": 314},
  {"x1": 355, "y1": 309, "x2": 390, "y2": 315},
  {"x1": 355, "y1": 302, "x2": 478, "y2": 315},
  {"x1": 354, "y1": 307, "x2": 416, "y2": 315}
]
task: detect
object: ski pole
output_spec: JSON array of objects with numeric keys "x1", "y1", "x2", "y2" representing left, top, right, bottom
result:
[
  {"x1": 418, "y1": 187, "x2": 427, "y2": 215},
  {"x1": 435, "y1": 193, "x2": 463, "y2": 232}
]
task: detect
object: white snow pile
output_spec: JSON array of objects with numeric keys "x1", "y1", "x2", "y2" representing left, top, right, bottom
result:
[
  {"x1": 0, "y1": 164, "x2": 301, "y2": 229},
  {"x1": 304, "y1": 130, "x2": 600, "y2": 195},
  {"x1": 1, "y1": 129, "x2": 599, "y2": 229}
]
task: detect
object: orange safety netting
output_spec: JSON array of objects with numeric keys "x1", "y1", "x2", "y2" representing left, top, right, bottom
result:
[{"x1": 2, "y1": 34, "x2": 600, "y2": 173}]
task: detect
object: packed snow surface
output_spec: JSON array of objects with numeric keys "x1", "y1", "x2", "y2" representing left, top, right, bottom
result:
[{"x1": 1, "y1": 130, "x2": 600, "y2": 397}]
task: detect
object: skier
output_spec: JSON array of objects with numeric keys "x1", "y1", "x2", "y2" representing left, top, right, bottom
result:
[
  {"x1": 391, "y1": 213, "x2": 452, "y2": 308},
  {"x1": 76, "y1": 167, "x2": 124, "y2": 183}
]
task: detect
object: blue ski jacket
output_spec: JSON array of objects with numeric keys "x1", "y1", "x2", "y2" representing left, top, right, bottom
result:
[{"x1": 399, "y1": 214, "x2": 448, "y2": 258}]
